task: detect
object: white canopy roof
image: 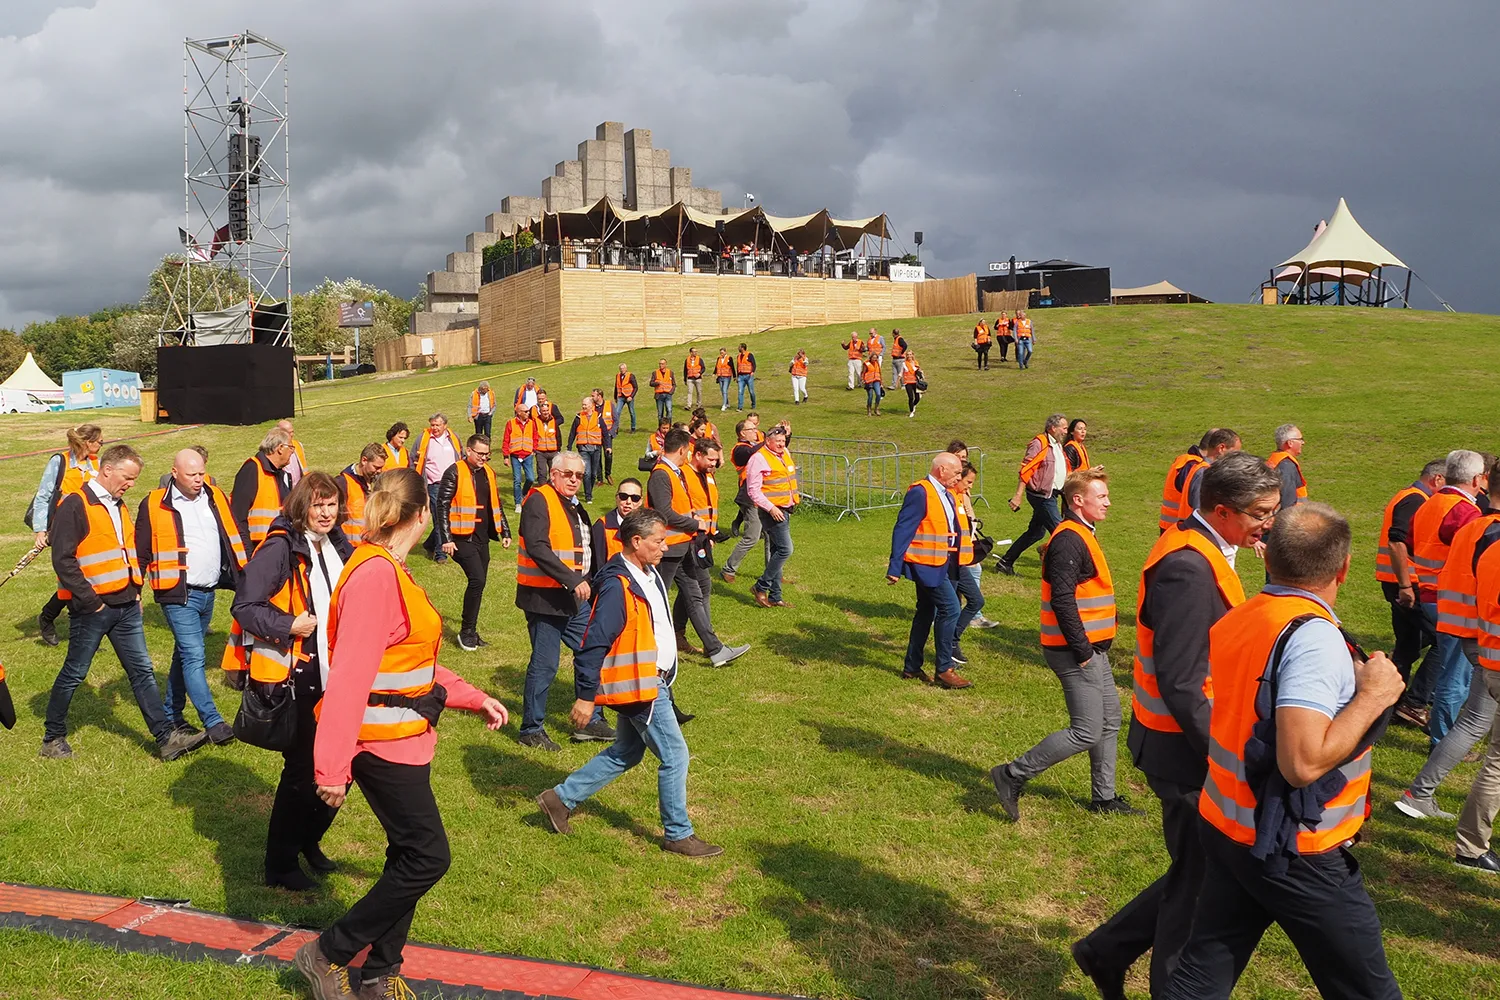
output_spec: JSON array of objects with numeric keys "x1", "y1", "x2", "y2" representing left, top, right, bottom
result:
[
  {"x1": 1278, "y1": 198, "x2": 1405, "y2": 272},
  {"x1": 1111, "y1": 280, "x2": 1204, "y2": 299},
  {"x1": 1, "y1": 352, "x2": 62, "y2": 393}
]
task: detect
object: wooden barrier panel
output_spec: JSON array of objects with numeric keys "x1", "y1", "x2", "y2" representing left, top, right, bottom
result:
[
  {"x1": 981, "y1": 289, "x2": 1032, "y2": 314},
  {"x1": 374, "y1": 330, "x2": 477, "y2": 371},
  {"x1": 914, "y1": 273, "x2": 977, "y2": 316}
]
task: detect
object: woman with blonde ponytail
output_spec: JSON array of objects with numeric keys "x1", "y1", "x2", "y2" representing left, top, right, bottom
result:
[
  {"x1": 31, "y1": 423, "x2": 103, "y2": 646},
  {"x1": 295, "y1": 468, "x2": 509, "y2": 999}
]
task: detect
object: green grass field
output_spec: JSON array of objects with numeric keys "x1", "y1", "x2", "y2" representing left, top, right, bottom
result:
[{"x1": 0, "y1": 304, "x2": 1498, "y2": 1000}]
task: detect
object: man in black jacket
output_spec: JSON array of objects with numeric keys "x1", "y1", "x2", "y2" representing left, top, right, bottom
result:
[
  {"x1": 671, "y1": 438, "x2": 751, "y2": 668},
  {"x1": 230, "y1": 427, "x2": 293, "y2": 548},
  {"x1": 646, "y1": 429, "x2": 707, "y2": 606},
  {"x1": 516, "y1": 452, "x2": 612, "y2": 750},
  {"x1": 1072, "y1": 452, "x2": 1281, "y2": 999},
  {"x1": 439, "y1": 435, "x2": 512, "y2": 651}
]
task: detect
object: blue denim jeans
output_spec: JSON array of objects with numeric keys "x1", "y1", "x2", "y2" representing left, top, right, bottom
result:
[
  {"x1": 655, "y1": 393, "x2": 673, "y2": 424},
  {"x1": 613, "y1": 396, "x2": 636, "y2": 432},
  {"x1": 554, "y1": 683, "x2": 693, "y2": 841},
  {"x1": 163, "y1": 588, "x2": 224, "y2": 729},
  {"x1": 956, "y1": 563, "x2": 985, "y2": 633},
  {"x1": 521, "y1": 605, "x2": 604, "y2": 736},
  {"x1": 578, "y1": 446, "x2": 601, "y2": 502},
  {"x1": 1016, "y1": 338, "x2": 1034, "y2": 368},
  {"x1": 737, "y1": 374, "x2": 756, "y2": 409},
  {"x1": 1003, "y1": 491, "x2": 1062, "y2": 567},
  {"x1": 509, "y1": 454, "x2": 535, "y2": 508},
  {"x1": 754, "y1": 509, "x2": 793, "y2": 602},
  {"x1": 718, "y1": 377, "x2": 733, "y2": 408},
  {"x1": 45, "y1": 601, "x2": 170, "y2": 744},
  {"x1": 422, "y1": 481, "x2": 449, "y2": 561},
  {"x1": 1429, "y1": 628, "x2": 1476, "y2": 746},
  {"x1": 905, "y1": 576, "x2": 960, "y2": 676}
]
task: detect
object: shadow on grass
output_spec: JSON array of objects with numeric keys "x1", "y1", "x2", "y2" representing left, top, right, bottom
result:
[
  {"x1": 1364, "y1": 838, "x2": 1500, "y2": 961},
  {"x1": 27, "y1": 675, "x2": 156, "y2": 754},
  {"x1": 752, "y1": 841, "x2": 1076, "y2": 1000},
  {"x1": 765, "y1": 620, "x2": 909, "y2": 677},
  {"x1": 461, "y1": 743, "x2": 660, "y2": 845}
]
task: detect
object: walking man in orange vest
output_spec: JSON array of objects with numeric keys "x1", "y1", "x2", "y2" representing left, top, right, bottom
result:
[
  {"x1": 841, "y1": 331, "x2": 866, "y2": 389},
  {"x1": 744, "y1": 423, "x2": 797, "y2": 606},
  {"x1": 501, "y1": 403, "x2": 538, "y2": 513},
  {"x1": 992, "y1": 466, "x2": 1138, "y2": 819},
  {"x1": 536, "y1": 507, "x2": 723, "y2": 858},
  {"x1": 532, "y1": 390, "x2": 563, "y2": 482},
  {"x1": 1267, "y1": 423, "x2": 1309, "y2": 509},
  {"x1": 683, "y1": 347, "x2": 705, "y2": 410},
  {"x1": 1160, "y1": 503, "x2": 1405, "y2": 1000},
  {"x1": 888, "y1": 453, "x2": 971, "y2": 689},
  {"x1": 1453, "y1": 527, "x2": 1500, "y2": 873},
  {"x1": 43, "y1": 445, "x2": 207, "y2": 762},
  {"x1": 714, "y1": 349, "x2": 735, "y2": 411},
  {"x1": 469, "y1": 380, "x2": 496, "y2": 438},
  {"x1": 649, "y1": 358, "x2": 677, "y2": 424},
  {"x1": 1072, "y1": 453, "x2": 1280, "y2": 998},
  {"x1": 613, "y1": 363, "x2": 639, "y2": 432},
  {"x1": 996, "y1": 413, "x2": 1067, "y2": 575},
  {"x1": 230, "y1": 426, "x2": 293, "y2": 550},
  {"x1": 1377, "y1": 460, "x2": 1448, "y2": 729}
]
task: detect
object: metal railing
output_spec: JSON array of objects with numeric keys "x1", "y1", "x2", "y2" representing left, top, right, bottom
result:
[{"x1": 787, "y1": 441, "x2": 990, "y2": 520}]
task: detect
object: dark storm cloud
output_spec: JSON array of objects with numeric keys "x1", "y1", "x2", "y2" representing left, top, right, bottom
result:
[{"x1": 1, "y1": 0, "x2": 1495, "y2": 327}]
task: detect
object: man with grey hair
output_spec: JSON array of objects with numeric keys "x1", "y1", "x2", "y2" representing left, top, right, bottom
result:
[
  {"x1": 887, "y1": 452, "x2": 970, "y2": 688},
  {"x1": 1379, "y1": 459, "x2": 1448, "y2": 729},
  {"x1": 412, "y1": 412, "x2": 462, "y2": 562},
  {"x1": 997, "y1": 413, "x2": 1068, "y2": 575},
  {"x1": 275, "y1": 419, "x2": 307, "y2": 488},
  {"x1": 1267, "y1": 423, "x2": 1307, "y2": 510},
  {"x1": 230, "y1": 426, "x2": 293, "y2": 548}
]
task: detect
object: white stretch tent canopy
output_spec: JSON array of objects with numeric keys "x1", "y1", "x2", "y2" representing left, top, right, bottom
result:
[
  {"x1": 1110, "y1": 280, "x2": 1209, "y2": 303},
  {"x1": 1278, "y1": 198, "x2": 1405, "y2": 273},
  {"x1": 0, "y1": 352, "x2": 63, "y2": 401}
]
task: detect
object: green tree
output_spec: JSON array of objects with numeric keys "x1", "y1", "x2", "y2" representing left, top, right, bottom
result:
[
  {"x1": 141, "y1": 255, "x2": 249, "y2": 330},
  {"x1": 22, "y1": 315, "x2": 115, "y2": 377},
  {"x1": 0, "y1": 329, "x2": 28, "y2": 378},
  {"x1": 289, "y1": 277, "x2": 416, "y2": 377},
  {"x1": 109, "y1": 312, "x2": 166, "y2": 381}
]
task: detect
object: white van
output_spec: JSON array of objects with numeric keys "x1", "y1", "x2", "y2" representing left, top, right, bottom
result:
[{"x1": 0, "y1": 389, "x2": 53, "y2": 413}]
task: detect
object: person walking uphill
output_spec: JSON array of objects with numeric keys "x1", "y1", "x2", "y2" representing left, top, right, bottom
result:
[
  {"x1": 1453, "y1": 530, "x2": 1500, "y2": 874},
  {"x1": 973, "y1": 318, "x2": 991, "y2": 370},
  {"x1": 650, "y1": 358, "x2": 677, "y2": 424},
  {"x1": 1379, "y1": 460, "x2": 1448, "y2": 728},
  {"x1": 1160, "y1": 503, "x2": 1406, "y2": 1000},
  {"x1": 887, "y1": 453, "x2": 972, "y2": 689},
  {"x1": 1267, "y1": 423, "x2": 1309, "y2": 509},
  {"x1": 992, "y1": 466, "x2": 1140, "y2": 822},
  {"x1": 41, "y1": 445, "x2": 207, "y2": 763},
  {"x1": 31, "y1": 422, "x2": 102, "y2": 646},
  {"x1": 439, "y1": 434, "x2": 512, "y2": 651},
  {"x1": 535, "y1": 508, "x2": 723, "y2": 858},
  {"x1": 294, "y1": 468, "x2": 509, "y2": 1000},
  {"x1": 996, "y1": 414, "x2": 1068, "y2": 575}
]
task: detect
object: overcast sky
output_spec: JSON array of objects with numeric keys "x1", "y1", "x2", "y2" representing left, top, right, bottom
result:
[{"x1": 1, "y1": 0, "x2": 1494, "y2": 328}]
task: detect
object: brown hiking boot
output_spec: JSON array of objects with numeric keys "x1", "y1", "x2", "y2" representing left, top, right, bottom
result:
[
  {"x1": 536, "y1": 788, "x2": 573, "y2": 834},
  {"x1": 357, "y1": 972, "x2": 419, "y2": 999},
  {"x1": 293, "y1": 939, "x2": 356, "y2": 998},
  {"x1": 662, "y1": 835, "x2": 724, "y2": 858},
  {"x1": 935, "y1": 669, "x2": 973, "y2": 690}
]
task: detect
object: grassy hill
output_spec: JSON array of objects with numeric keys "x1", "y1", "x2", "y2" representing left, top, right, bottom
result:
[{"x1": 0, "y1": 304, "x2": 1497, "y2": 999}]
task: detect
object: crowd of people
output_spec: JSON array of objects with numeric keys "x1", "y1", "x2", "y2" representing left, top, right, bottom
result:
[{"x1": 7, "y1": 324, "x2": 1493, "y2": 999}]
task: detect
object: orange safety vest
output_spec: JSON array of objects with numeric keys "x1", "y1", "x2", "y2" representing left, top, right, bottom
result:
[
  {"x1": 891, "y1": 339, "x2": 906, "y2": 359},
  {"x1": 1131, "y1": 524, "x2": 1246, "y2": 732},
  {"x1": 684, "y1": 466, "x2": 719, "y2": 535},
  {"x1": 902, "y1": 356, "x2": 920, "y2": 385},
  {"x1": 224, "y1": 527, "x2": 311, "y2": 683},
  {"x1": 50, "y1": 454, "x2": 99, "y2": 602},
  {"x1": 1017, "y1": 433, "x2": 1051, "y2": 485},
  {"x1": 1410, "y1": 489, "x2": 1475, "y2": 593},
  {"x1": 861, "y1": 359, "x2": 882, "y2": 385},
  {"x1": 653, "y1": 367, "x2": 676, "y2": 394},
  {"x1": 956, "y1": 497, "x2": 976, "y2": 567},
  {"x1": 339, "y1": 471, "x2": 369, "y2": 543},
  {"x1": 324, "y1": 543, "x2": 441, "y2": 741},
  {"x1": 760, "y1": 448, "x2": 799, "y2": 508},
  {"x1": 1159, "y1": 452, "x2": 1205, "y2": 533},
  {"x1": 685, "y1": 354, "x2": 704, "y2": 378},
  {"x1": 1015, "y1": 318, "x2": 1033, "y2": 340},
  {"x1": 504, "y1": 416, "x2": 537, "y2": 457},
  {"x1": 1472, "y1": 538, "x2": 1500, "y2": 671},
  {"x1": 736, "y1": 350, "x2": 754, "y2": 374},
  {"x1": 533, "y1": 408, "x2": 560, "y2": 452},
  {"x1": 650, "y1": 462, "x2": 696, "y2": 547},
  {"x1": 845, "y1": 338, "x2": 865, "y2": 359},
  {"x1": 1040, "y1": 520, "x2": 1117, "y2": 648},
  {"x1": 599, "y1": 511, "x2": 624, "y2": 561},
  {"x1": 790, "y1": 356, "x2": 808, "y2": 377},
  {"x1": 239, "y1": 456, "x2": 285, "y2": 548},
  {"x1": 450, "y1": 460, "x2": 505, "y2": 538},
  {"x1": 1266, "y1": 451, "x2": 1308, "y2": 500},
  {"x1": 74, "y1": 492, "x2": 144, "y2": 597},
  {"x1": 1174, "y1": 459, "x2": 1210, "y2": 521},
  {"x1": 574, "y1": 410, "x2": 603, "y2": 447},
  {"x1": 1200, "y1": 592, "x2": 1371, "y2": 854},
  {"x1": 869, "y1": 334, "x2": 884, "y2": 355},
  {"x1": 516, "y1": 484, "x2": 584, "y2": 589},
  {"x1": 143, "y1": 484, "x2": 247, "y2": 593},
  {"x1": 901, "y1": 479, "x2": 956, "y2": 567},
  {"x1": 413, "y1": 428, "x2": 462, "y2": 477},
  {"x1": 1375, "y1": 485, "x2": 1428, "y2": 584},
  {"x1": 703, "y1": 421, "x2": 719, "y2": 441},
  {"x1": 1435, "y1": 513, "x2": 1500, "y2": 638},
  {"x1": 615, "y1": 372, "x2": 636, "y2": 399},
  {"x1": 291, "y1": 439, "x2": 308, "y2": 472},
  {"x1": 974, "y1": 322, "x2": 990, "y2": 345},
  {"x1": 592, "y1": 568, "x2": 661, "y2": 708},
  {"x1": 715, "y1": 355, "x2": 733, "y2": 378},
  {"x1": 469, "y1": 388, "x2": 494, "y2": 421},
  {"x1": 1065, "y1": 440, "x2": 1091, "y2": 474},
  {"x1": 384, "y1": 442, "x2": 409, "y2": 470}
]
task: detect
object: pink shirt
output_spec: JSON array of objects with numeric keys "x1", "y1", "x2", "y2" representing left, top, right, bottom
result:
[
  {"x1": 746, "y1": 450, "x2": 774, "y2": 512},
  {"x1": 422, "y1": 433, "x2": 458, "y2": 486},
  {"x1": 313, "y1": 556, "x2": 488, "y2": 786}
]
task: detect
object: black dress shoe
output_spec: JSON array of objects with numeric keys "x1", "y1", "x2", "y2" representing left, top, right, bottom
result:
[
  {"x1": 1070, "y1": 938, "x2": 1126, "y2": 1000},
  {"x1": 38, "y1": 614, "x2": 59, "y2": 647},
  {"x1": 265, "y1": 867, "x2": 317, "y2": 891},
  {"x1": 302, "y1": 845, "x2": 337, "y2": 874},
  {"x1": 1456, "y1": 851, "x2": 1500, "y2": 874},
  {"x1": 1088, "y1": 796, "x2": 1146, "y2": 817},
  {"x1": 672, "y1": 703, "x2": 695, "y2": 727},
  {"x1": 991, "y1": 763, "x2": 1025, "y2": 821}
]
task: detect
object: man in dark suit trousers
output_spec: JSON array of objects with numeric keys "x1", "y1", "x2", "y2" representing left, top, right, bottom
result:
[{"x1": 886, "y1": 452, "x2": 971, "y2": 690}]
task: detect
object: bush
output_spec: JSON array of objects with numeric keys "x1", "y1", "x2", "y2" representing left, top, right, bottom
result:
[{"x1": 481, "y1": 230, "x2": 537, "y2": 266}]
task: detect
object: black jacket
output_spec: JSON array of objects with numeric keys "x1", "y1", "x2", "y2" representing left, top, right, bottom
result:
[
  {"x1": 572, "y1": 554, "x2": 674, "y2": 712},
  {"x1": 1040, "y1": 513, "x2": 1112, "y2": 663},
  {"x1": 135, "y1": 483, "x2": 245, "y2": 605},
  {"x1": 647, "y1": 461, "x2": 700, "y2": 559},
  {"x1": 591, "y1": 509, "x2": 621, "y2": 580},
  {"x1": 230, "y1": 454, "x2": 289, "y2": 545},
  {"x1": 231, "y1": 515, "x2": 353, "y2": 654},
  {"x1": 436, "y1": 461, "x2": 512, "y2": 542},
  {"x1": 52, "y1": 488, "x2": 140, "y2": 613},
  {"x1": 514, "y1": 488, "x2": 592, "y2": 617}
]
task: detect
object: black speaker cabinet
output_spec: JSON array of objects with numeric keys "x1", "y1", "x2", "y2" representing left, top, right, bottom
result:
[{"x1": 156, "y1": 344, "x2": 294, "y2": 425}]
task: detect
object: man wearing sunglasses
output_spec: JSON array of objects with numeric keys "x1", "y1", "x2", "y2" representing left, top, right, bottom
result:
[{"x1": 592, "y1": 478, "x2": 644, "y2": 572}]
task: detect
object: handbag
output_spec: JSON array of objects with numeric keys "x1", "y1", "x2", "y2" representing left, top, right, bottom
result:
[
  {"x1": 914, "y1": 376, "x2": 929, "y2": 392},
  {"x1": 233, "y1": 678, "x2": 298, "y2": 751},
  {"x1": 971, "y1": 528, "x2": 997, "y2": 563}
]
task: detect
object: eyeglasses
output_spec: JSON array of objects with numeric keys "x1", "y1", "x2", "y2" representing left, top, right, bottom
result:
[
  {"x1": 556, "y1": 470, "x2": 585, "y2": 480},
  {"x1": 1235, "y1": 506, "x2": 1280, "y2": 525},
  {"x1": 471, "y1": 451, "x2": 491, "y2": 460},
  {"x1": 617, "y1": 492, "x2": 642, "y2": 501}
]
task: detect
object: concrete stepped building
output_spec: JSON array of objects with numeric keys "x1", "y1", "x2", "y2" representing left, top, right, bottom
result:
[{"x1": 411, "y1": 121, "x2": 723, "y2": 336}]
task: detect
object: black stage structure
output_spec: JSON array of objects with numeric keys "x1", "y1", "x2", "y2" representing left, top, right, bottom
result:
[{"x1": 157, "y1": 343, "x2": 294, "y2": 425}]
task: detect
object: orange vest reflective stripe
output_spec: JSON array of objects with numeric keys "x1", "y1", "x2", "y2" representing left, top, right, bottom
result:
[
  {"x1": 469, "y1": 388, "x2": 493, "y2": 420},
  {"x1": 75, "y1": 493, "x2": 144, "y2": 596},
  {"x1": 846, "y1": 338, "x2": 865, "y2": 359},
  {"x1": 737, "y1": 351, "x2": 754, "y2": 374},
  {"x1": 861, "y1": 360, "x2": 882, "y2": 385},
  {"x1": 1017, "y1": 433, "x2": 1050, "y2": 484},
  {"x1": 593, "y1": 572, "x2": 661, "y2": 707},
  {"x1": 325, "y1": 544, "x2": 440, "y2": 741},
  {"x1": 1016, "y1": 318, "x2": 1033, "y2": 340},
  {"x1": 1131, "y1": 525, "x2": 1246, "y2": 732},
  {"x1": 1174, "y1": 460, "x2": 1209, "y2": 521},
  {"x1": 1375, "y1": 485, "x2": 1427, "y2": 584},
  {"x1": 144, "y1": 484, "x2": 247, "y2": 592},
  {"x1": 1160, "y1": 453, "x2": 1204, "y2": 533},
  {"x1": 575, "y1": 411, "x2": 603, "y2": 447},
  {"x1": 505, "y1": 417, "x2": 536, "y2": 456},
  {"x1": 684, "y1": 466, "x2": 719, "y2": 535},
  {"x1": 650, "y1": 462, "x2": 696, "y2": 546},
  {"x1": 413, "y1": 428, "x2": 461, "y2": 476},
  {"x1": 790, "y1": 357, "x2": 808, "y2": 376},
  {"x1": 869, "y1": 335, "x2": 884, "y2": 354},
  {"x1": 1267, "y1": 451, "x2": 1308, "y2": 499},
  {"x1": 901, "y1": 480, "x2": 955, "y2": 567},
  {"x1": 339, "y1": 471, "x2": 369, "y2": 543},
  {"x1": 1411, "y1": 490, "x2": 1474, "y2": 593},
  {"x1": 242, "y1": 457, "x2": 284, "y2": 547},
  {"x1": 451, "y1": 460, "x2": 505, "y2": 538},
  {"x1": 1065, "y1": 440, "x2": 1091, "y2": 474},
  {"x1": 760, "y1": 448, "x2": 799, "y2": 508},
  {"x1": 615, "y1": 372, "x2": 635, "y2": 398},
  {"x1": 1435, "y1": 513, "x2": 1500, "y2": 638},
  {"x1": 901, "y1": 354, "x2": 919, "y2": 384},
  {"x1": 384, "y1": 442, "x2": 409, "y2": 469},
  {"x1": 534, "y1": 409, "x2": 560, "y2": 452},
  {"x1": 1200, "y1": 593, "x2": 1370, "y2": 853},
  {"x1": 601, "y1": 405, "x2": 614, "y2": 434},
  {"x1": 516, "y1": 484, "x2": 583, "y2": 589},
  {"x1": 52, "y1": 455, "x2": 99, "y2": 602},
  {"x1": 974, "y1": 323, "x2": 990, "y2": 345},
  {"x1": 1040, "y1": 520, "x2": 1117, "y2": 647},
  {"x1": 956, "y1": 499, "x2": 976, "y2": 566},
  {"x1": 715, "y1": 355, "x2": 733, "y2": 377},
  {"x1": 227, "y1": 527, "x2": 310, "y2": 684},
  {"x1": 685, "y1": 355, "x2": 704, "y2": 378},
  {"x1": 1473, "y1": 537, "x2": 1500, "y2": 671},
  {"x1": 892, "y1": 340, "x2": 906, "y2": 359},
  {"x1": 654, "y1": 368, "x2": 675, "y2": 393}
]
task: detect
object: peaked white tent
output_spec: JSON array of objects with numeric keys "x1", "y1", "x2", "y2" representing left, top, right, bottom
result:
[
  {"x1": 0, "y1": 352, "x2": 63, "y2": 402},
  {"x1": 1264, "y1": 198, "x2": 1446, "y2": 308},
  {"x1": 1278, "y1": 198, "x2": 1405, "y2": 274}
]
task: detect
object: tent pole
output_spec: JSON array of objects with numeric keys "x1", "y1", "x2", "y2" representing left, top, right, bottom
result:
[
  {"x1": 1301, "y1": 265, "x2": 1308, "y2": 305},
  {"x1": 1403, "y1": 269, "x2": 1412, "y2": 308}
]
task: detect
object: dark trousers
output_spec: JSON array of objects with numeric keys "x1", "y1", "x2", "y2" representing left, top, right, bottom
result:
[
  {"x1": 904, "y1": 576, "x2": 960, "y2": 676},
  {"x1": 1003, "y1": 491, "x2": 1062, "y2": 567},
  {"x1": 421, "y1": 482, "x2": 449, "y2": 562},
  {"x1": 1384, "y1": 582, "x2": 1439, "y2": 703},
  {"x1": 45, "y1": 601, "x2": 171, "y2": 744},
  {"x1": 521, "y1": 606, "x2": 605, "y2": 736},
  {"x1": 265, "y1": 665, "x2": 339, "y2": 875},
  {"x1": 667, "y1": 555, "x2": 724, "y2": 656},
  {"x1": 1081, "y1": 776, "x2": 1204, "y2": 991},
  {"x1": 998, "y1": 335, "x2": 1012, "y2": 360},
  {"x1": 1160, "y1": 823, "x2": 1401, "y2": 1000},
  {"x1": 319, "y1": 755, "x2": 450, "y2": 980},
  {"x1": 975, "y1": 344, "x2": 990, "y2": 369},
  {"x1": 450, "y1": 534, "x2": 489, "y2": 635},
  {"x1": 603, "y1": 445, "x2": 614, "y2": 482},
  {"x1": 535, "y1": 450, "x2": 555, "y2": 482},
  {"x1": 905, "y1": 383, "x2": 921, "y2": 413},
  {"x1": 39, "y1": 591, "x2": 67, "y2": 626},
  {"x1": 472, "y1": 413, "x2": 492, "y2": 439}
]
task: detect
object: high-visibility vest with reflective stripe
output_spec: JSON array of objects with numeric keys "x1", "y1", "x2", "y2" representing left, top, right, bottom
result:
[
  {"x1": 715, "y1": 355, "x2": 733, "y2": 377},
  {"x1": 75, "y1": 493, "x2": 144, "y2": 597},
  {"x1": 325, "y1": 543, "x2": 440, "y2": 741},
  {"x1": 533, "y1": 410, "x2": 560, "y2": 452},
  {"x1": 1473, "y1": 537, "x2": 1500, "y2": 671},
  {"x1": 516, "y1": 484, "x2": 584, "y2": 589},
  {"x1": 790, "y1": 357, "x2": 808, "y2": 376},
  {"x1": 1040, "y1": 520, "x2": 1117, "y2": 647},
  {"x1": 469, "y1": 388, "x2": 493, "y2": 420},
  {"x1": 974, "y1": 323, "x2": 990, "y2": 345},
  {"x1": 685, "y1": 355, "x2": 704, "y2": 378},
  {"x1": 143, "y1": 484, "x2": 247, "y2": 592},
  {"x1": 901, "y1": 479, "x2": 955, "y2": 568},
  {"x1": 575, "y1": 410, "x2": 603, "y2": 446},
  {"x1": 1267, "y1": 451, "x2": 1308, "y2": 500},
  {"x1": 902, "y1": 355, "x2": 920, "y2": 385},
  {"x1": 291, "y1": 439, "x2": 308, "y2": 473},
  {"x1": 846, "y1": 338, "x2": 865, "y2": 359},
  {"x1": 384, "y1": 442, "x2": 409, "y2": 469},
  {"x1": 412, "y1": 428, "x2": 462, "y2": 478},
  {"x1": 339, "y1": 470, "x2": 369, "y2": 543},
  {"x1": 221, "y1": 528, "x2": 310, "y2": 683},
  {"x1": 861, "y1": 360, "x2": 882, "y2": 385},
  {"x1": 1017, "y1": 433, "x2": 1050, "y2": 485},
  {"x1": 451, "y1": 460, "x2": 505, "y2": 538},
  {"x1": 1064, "y1": 440, "x2": 1090, "y2": 474},
  {"x1": 1016, "y1": 318, "x2": 1033, "y2": 340},
  {"x1": 1132, "y1": 524, "x2": 1245, "y2": 732},
  {"x1": 1160, "y1": 452, "x2": 1204, "y2": 533},
  {"x1": 737, "y1": 351, "x2": 754, "y2": 374},
  {"x1": 956, "y1": 499, "x2": 976, "y2": 567},
  {"x1": 600, "y1": 512, "x2": 624, "y2": 561},
  {"x1": 1375, "y1": 485, "x2": 1428, "y2": 584},
  {"x1": 1435, "y1": 513, "x2": 1500, "y2": 638},
  {"x1": 869, "y1": 334, "x2": 884, "y2": 354},
  {"x1": 240, "y1": 457, "x2": 284, "y2": 548},
  {"x1": 892, "y1": 339, "x2": 906, "y2": 359},
  {"x1": 53, "y1": 454, "x2": 100, "y2": 602},
  {"x1": 600, "y1": 404, "x2": 614, "y2": 434},
  {"x1": 760, "y1": 448, "x2": 799, "y2": 508},
  {"x1": 650, "y1": 462, "x2": 696, "y2": 547},
  {"x1": 653, "y1": 368, "x2": 675, "y2": 393},
  {"x1": 1410, "y1": 489, "x2": 1474, "y2": 593},
  {"x1": 1174, "y1": 460, "x2": 1210, "y2": 522},
  {"x1": 591, "y1": 570, "x2": 661, "y2": 707},
  {"x1": 504, "y1": 417, "x2": 536, "y2": 457},
  {"x1": 1200, "y1": 593, "x2": 1370, "y2": 853},
  {"x1": 684, "y1": 466, "x2": 719, "y2": 535},
  {"x1": 616, "y1": 372, "x2": 636, "y2": 399}
]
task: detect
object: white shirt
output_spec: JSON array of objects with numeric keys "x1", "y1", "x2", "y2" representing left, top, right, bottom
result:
[
  {"x1": 571, "y1": 498, "x2": 593, "y2": 577},
  {"x1": 86, "y1": 480, "x2": 124, "y2": 545},
  {"x1": 1050, "y1": 439, "x2": 1067, "y2": 492},
  {"x1": 520, "y1": 387, "x2": 538, "y2": 410},
  {"x1": 305, "y1": 531, "x2": 345, "y2": 678},
  {"x1": 1191, "y1": 510, "x2": 1240, "y2": 570},
  {"x1": 169, "y1": 483, "x2": 222, "y2": 587},
  {"x1": 623, "y1": 557, "x2": 677, "y2": 684},
  {"x1": 478, "y1": 391, "x2": 493, "y2": 415},
  {"x1": 926, "y1": 474, "x2": 958, "y2": 542}
]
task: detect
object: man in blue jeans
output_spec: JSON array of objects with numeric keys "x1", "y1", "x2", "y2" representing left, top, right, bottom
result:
[
  {"x1": 743, "y1": 423, "x2": 796, "y2": 607},
  {"x1": 887, "y1": 453, "x2": 972, "y2": 689},
  {"x1": 735, "y1": 343, "x2": 757, "y2": 410},
  {"x1": 136, "y1": 448, "x2": 248, "y2": 744},
  {"x1": 536, "y1": 508, "x2": 722, "y2": 858},
  {"x1": 997, "y1": 413, "x2": 1068, "y2": 575},
  {"x1": 43, "y1": 444, "x2": 206, "y2": 762}
]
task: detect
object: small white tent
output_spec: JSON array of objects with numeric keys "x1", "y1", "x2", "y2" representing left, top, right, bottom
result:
[{"x1": 0, "y1": 353, "x2": 63, "y2": 402}]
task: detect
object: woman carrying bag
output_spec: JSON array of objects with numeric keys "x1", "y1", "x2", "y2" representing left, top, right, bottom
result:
[
  {"x1": 232, "y1": 472, "x2": 353, "y2": 891},
  {"x1": 296, "y1": 468, "x2": 508, "y2": 1000},
  {"x1": 902, "y1": 351, "x2": 926, "y2": 418}
]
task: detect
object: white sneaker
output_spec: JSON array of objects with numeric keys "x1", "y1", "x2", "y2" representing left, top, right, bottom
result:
[
  {"x1": 709, "y1": 643, "x2": 751, "y2": 668},
  {"x1": 971, "y1": 615, "x2": 1000, "y2": 630},
  {"x1": 908, "y1": 410, "x2": 916, "y2": 418},
  {"x1": 1393, "y1": 791, "x2": 1455, "y2": 820}
]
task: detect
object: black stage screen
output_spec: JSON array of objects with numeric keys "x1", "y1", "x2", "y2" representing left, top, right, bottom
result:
[{"x1": 157, "y1": 344, "x2": 294, "y2": 425}]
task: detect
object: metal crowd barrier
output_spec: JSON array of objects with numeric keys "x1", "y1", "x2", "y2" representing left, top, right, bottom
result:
[{"x1": 789, "y1": 441, "x2": 990, "y2": 520}]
